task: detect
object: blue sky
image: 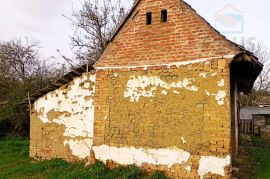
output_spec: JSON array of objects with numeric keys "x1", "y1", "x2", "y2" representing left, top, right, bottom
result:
[{"x1": 0, "y1": 0, "x2": 269, "y2": 61}]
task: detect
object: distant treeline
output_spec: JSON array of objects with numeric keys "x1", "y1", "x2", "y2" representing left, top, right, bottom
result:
[{"x1": 0, "y1": 39, "x2": 67, "y2": 138}]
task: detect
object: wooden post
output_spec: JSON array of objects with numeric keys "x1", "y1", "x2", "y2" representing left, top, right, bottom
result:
[
  {"x1": 86, "y1": 64, "x2": 89, "y2": 73},
  {"x1": 28, "y1": 92, "x2": 32, "y2": 114},
  {"x1": 234, "y1": 84, "x2": 239, "y2": 156}
]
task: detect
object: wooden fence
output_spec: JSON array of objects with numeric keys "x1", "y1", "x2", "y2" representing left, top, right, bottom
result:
[{"x1": 240, "y1": 119, "x2": 253, "y2": 134}]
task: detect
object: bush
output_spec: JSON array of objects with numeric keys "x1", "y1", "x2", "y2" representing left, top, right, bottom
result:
[{"x1": 150, "y1": 171, "x2": 169, "y2": 179}]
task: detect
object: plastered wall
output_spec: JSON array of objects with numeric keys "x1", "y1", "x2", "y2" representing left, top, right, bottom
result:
[
  {"x1": 30, "y1": 72, "x2": 96, "y2": 161},
  {"x1": 93, "y1": 58, "x2": 232, "y2": 178},
  {"x1": 30, "y1": 59, "x2": 233, "y2": 178}
]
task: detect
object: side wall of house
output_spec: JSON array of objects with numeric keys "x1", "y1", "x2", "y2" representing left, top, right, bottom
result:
[
  {"x1": 30, "y1": 72, "x2": 96, "y2": 161},
  {"x1": 93, "y1": 58, "x2": 232, "y2": 178}
]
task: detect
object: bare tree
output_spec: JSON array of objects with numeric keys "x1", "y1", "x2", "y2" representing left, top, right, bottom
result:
[
  {"x1": 247, "y1": 42, "x2": 270, "y2": 91},
  {"x1": 66, "y1": 0, "x2": 131, "y2": 67},
  {"x1": 240, "y1": 42, "x2": 270, "y2": 106},
  {"x1": 0, "y1": 38, "x2": 67, "y2": 137},
  {"x1": 0, "y1": 39, "x2": 40, "y2": 85}
]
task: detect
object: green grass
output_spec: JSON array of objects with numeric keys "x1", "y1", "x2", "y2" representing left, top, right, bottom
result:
[
  {"x1": 234, "y1": 135, "x2": 270, "y2": 179},
  {"x1": 0, "y1": 139, "x2": 168, "y2": 179},
  {"x1": 248, "y1": 136, "x2": 270, "y2": 179}
]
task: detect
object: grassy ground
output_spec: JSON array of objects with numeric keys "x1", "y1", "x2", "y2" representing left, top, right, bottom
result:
[
  {"x1": 234, "y1": 135, "x2": 270, "y2": 179},
  {"x1": 0, "y1": 139, "x2": 168, "y2": 179},
  {"x1": 1, "y1": 138, "x2": 269, "y2": 179}
]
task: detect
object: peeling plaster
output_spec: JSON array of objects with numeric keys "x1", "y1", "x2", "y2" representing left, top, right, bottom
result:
[
  {"x1": 64, "y1": 139, "x2": 92, "y2": 159},
  {"x1": 95, "y1": 55, "x2": 235, "y2": 70},
  {"x1": 205, "y1": 90, "x2": 211, "y2": 96},
  {"x1": 215, "y1": 91, "x2": 226, "y2": 105},
  {"x1": 181, "y1": 137, "x2": 187, "y2": 144},
  {"x1": 185, "y1": 166, "x2": 192, "y2": 172},
  {"x1": 198, "y1": 155, "x2": 231, "y2": 178},
  {"x1": 33, "y1": 74, "x2": 96, "y2": 138},
  {"x1": 173, "y1": 90, "x2": 180, "y2": 94},
  {"x1": 161, "y1": 90, "x2": 168, "y2": 95},
  {"x1": 205, "y1": 90, "x2": 226, "y2": 105},
  {"x1": 92, "y1": 145, "x2": 191, "y2": 169},
  {"x1": 124, "y1": 76, "x2": 198, "y2": 102},
  {"x1": 199, "y1": 73, "x2": 207, "y2": 79},
  {"x1": 217, "y1": 79, "x2": 225, "y2": 87}
]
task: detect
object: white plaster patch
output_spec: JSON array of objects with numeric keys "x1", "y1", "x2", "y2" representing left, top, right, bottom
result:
[
  {"x1": 215, "y1": 91, "x2": 226, "y2": 105},
  {"x1": 93, "y1": 145, "x2": 190, "y2": 169},
  {"x1": 199, "y1": 73, "x2": 207, "y2": 79},
  {"x1": 185, "y1": 166, "x2": 192, "y2": 172},
  {"x1": 217, "y1": 79, "x2": 225, "y2": 87},
  {"x1": 211, "y1": 72, "x2": 217, "y2": 77},
  {"x1": 181, "y1": 137, "x2": 187, "y2": 144},
  {"x1": 205, "y1": 90, "x2": 227, "y2": 106},
  {"x1": 64, "y1": 139, "x2": 92, "y2": 159},
  {"x1": 173, "y1": 90, "x2": 180, "y2": 94},
  {"x1": 124, "y1": 76, "x2": 198, "y2": 102},
  {"x1": 33, "y1": 74, "x2": 96, "y2": 138},
  {"x1": 114, "y1": 73, "x2": 119, "y2": 77},
  {"x1": 205, "y1": 90, "x2": 211, "y2": 96},
  {"x1": 198, "y1": 155, "x2": 231, "y2": 178},
  {"x1": 95, "y1": 55, "x2": 235, "y2": 70},
  {"x1": 161, "y1": 90, "x2": 168, "y2": 95},
  {"x1": 83, "y1": 82, "x2": 91, "y2": 88}
]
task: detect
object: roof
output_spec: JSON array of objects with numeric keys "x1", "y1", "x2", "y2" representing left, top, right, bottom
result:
[
  {"x1": 27, "y1": 63, "x2": 94, "y2": 103},
  {"x1": 256, "y1": 96, "x2": 270, "y2": 105},
  {"x1": 240, "y1": 106, "x2": 270, "y2": 120},
  {"x1": 231, "y1": 52, "x2": 263, "y2": 93}
]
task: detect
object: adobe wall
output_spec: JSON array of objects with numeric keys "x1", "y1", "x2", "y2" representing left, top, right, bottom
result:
[
  {"x1": 30, "y1": 72, "x2": 96, "y2": 161},
  {"x1": 30, "y1": 58, "x2": 233, "y2": 178},
  {"x1": 93, "y1": 58, "x2": 232, "y2": 178}
]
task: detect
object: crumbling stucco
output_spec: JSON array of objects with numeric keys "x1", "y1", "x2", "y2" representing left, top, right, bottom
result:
[
  {"x1": 124, "y1": 75, "x2": 227, "y2": 106},
  {"x1": 124, "y1": 76, "x2": 198, "y2": 102},
  {"x1": 31, "y1": 58, "x2": 232, "y2": 178},
  {"x1": 198, "y1": 155, "x2": 231, "y2": 178},
  {"x1": 31, "y1": 73, "x2": 96, "y2": 159},
  {"x1": 215, "y1": 91, "x2": 227, "y2": 105},
  {"x1": 64, "y1": 139, "x2": 92, "y2": 159},
  {"x1": 217, "y1": 79, "x2": 225, "y2": 87},
  {"x1": 95, "y1": 55, "x2": 235, "y2": 71},
  {"x1": 92, "y1": 145, "x2": 191, "y2": 169}
]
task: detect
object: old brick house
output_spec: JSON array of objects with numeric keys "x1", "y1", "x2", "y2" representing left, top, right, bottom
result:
[{"x1": 29, "y1": 0, "x2": 263, "y2": 178}]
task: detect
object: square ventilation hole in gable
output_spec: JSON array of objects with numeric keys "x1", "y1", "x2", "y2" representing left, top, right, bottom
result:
[
  {"x1": 161, "y1": 10, "x2": 167, "y2": 22},
  {"x1": 146, "y1": 12, "x2": 152, "y2": 25}
]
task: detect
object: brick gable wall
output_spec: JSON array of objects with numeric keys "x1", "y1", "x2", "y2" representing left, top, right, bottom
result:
[{"x1": 95, "y1": 0, "x2": 239, "y2": 67}]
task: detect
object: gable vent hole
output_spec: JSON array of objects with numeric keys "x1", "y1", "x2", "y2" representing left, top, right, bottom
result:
[
  {"x1": 161, "y1": 10, "x2": 168, "y2": 22},
  {"x1": 146, "y1": 12, "x2": 152, "y2": 25}
]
